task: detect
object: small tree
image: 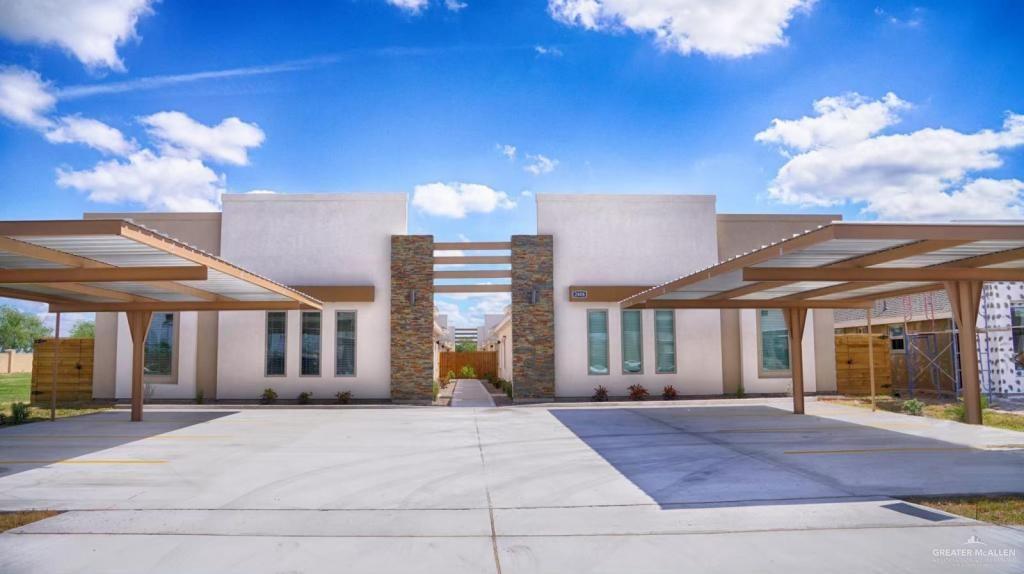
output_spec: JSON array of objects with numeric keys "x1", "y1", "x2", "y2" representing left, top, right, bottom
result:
[
  {"x1": 70, "y1": 320, "x2": 95, "y2": 339},
  {"x1": 455, "y1": 341, "x2": 477, "y2": 353},
  {"x1": 0, "y1": 305, "x2": 51, "y2": 351}
]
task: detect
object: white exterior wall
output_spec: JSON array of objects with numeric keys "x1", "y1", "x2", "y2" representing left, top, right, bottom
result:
[
  {"x1": 113, "y1": 311, "x2": 199, "y2": 400},
  {"x1": 537, "y1": 194, "x2": 724, "y2": 397},
  {"x1": 738, "y1": 309, "x2": 820, "y2": 394},
  {"x1": 494, "y1": 317, "x2": 513, "y2": 382},
  {"x1": 216, "y1": 193, "x2": 406, "y2": 400}
]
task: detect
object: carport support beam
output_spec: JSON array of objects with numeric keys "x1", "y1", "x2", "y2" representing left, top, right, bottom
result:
[
  {"x1": 125, "y1": 310, "x2": 153, "y2": 422},
  {"x1": 784, "y1": 307, "x2": 808, "y2": 415},
  {"x1": 945, "y1": 280, "x2": 983, "y2": 425}
]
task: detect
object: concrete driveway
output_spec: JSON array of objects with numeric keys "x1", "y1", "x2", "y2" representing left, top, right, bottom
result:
[{"x1": 1, "y1": 398, "x2": 1022, "y2": 573}]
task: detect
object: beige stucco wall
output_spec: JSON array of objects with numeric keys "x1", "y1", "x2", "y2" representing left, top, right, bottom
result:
[
  {"x1": 84, "y1": 212, "x2": 222, "y2": 400},
  {"x1": 0, "y1": 350, "x2": 32, "y2": 374},
  {"x1": 715, "y1": 214, "x2": 841, "y2": 394}
]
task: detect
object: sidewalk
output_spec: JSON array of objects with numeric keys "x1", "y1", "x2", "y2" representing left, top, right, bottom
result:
[{"x1": 449, "y1": 379, "x2": 496, "y2": 408}]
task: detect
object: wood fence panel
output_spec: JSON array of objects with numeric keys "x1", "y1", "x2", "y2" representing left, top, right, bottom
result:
[
  {"x1": 835, "y1": 334, "x2": 891, "y2": 396},
  {"x1": 31, "y1": 338, "x2": 94, "y2": 404},
  {"x1": 439, "y1": 351, "x2": 498, "y2": 380}
]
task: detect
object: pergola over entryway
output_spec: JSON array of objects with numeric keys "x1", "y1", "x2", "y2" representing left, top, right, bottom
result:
[
  {"x1": 619, "y1": 222, "x2": 1024, "y2": 424},
  {"x1": 0, "y1": 219, "x2": 322, "y2": 422}
]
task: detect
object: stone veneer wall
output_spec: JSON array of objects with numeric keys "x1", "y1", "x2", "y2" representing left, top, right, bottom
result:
[
  {"x1": 511, "y1": 235, "x2": 555, "y2": 399},
  {"x1": 390, "y1": 235, "x2": 435, "y2": 402}
]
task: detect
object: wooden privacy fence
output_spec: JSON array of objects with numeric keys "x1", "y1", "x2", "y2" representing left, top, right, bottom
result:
[
  {"x1": 835, "y1": 334, "x2": 891, "y2": 396},
  {"x1": 439, "y1": 351, "x2": 497, "y2": 380},
  {"x1": 31, "y1": 338, "x2": 94, "y2": 404}
]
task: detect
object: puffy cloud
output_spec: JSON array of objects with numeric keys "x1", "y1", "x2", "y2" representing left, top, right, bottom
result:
[
  {"x1": 535, "y1": 45, "x2": 563, "y2": 57},
  {"x1": 0, "y1": 66, "x2": 56, "y2": 128},
  {"x1": 547, "y1": 0, "x2": 815, "y2": 58},
  {"x1": 755, "y1": 92, "x2": 909, "y2": 151},
  {"x1": 412, "y1": 182, "x2": 516, "y2": 218},
  {"x1": 0, "y1": 0, "x2": 155, "y2": 71},
  {"x1": 386, "y1": 0, "x2": 429, "y2": 12},
  {"x1": 497, "y1": 143, "x2": 517, "y2": 160},
  {"x1": 435, "y1": 293, "x2": 510, "y2": 327},
  {"x1": 140, "y1": 111, "x2": 265, "y2": 166},
  {"x1": 45, "y1": 115, "x2": 136, "y2": 155},
  {"x1": 56, "y1": 149, "x2": 224, "y2": 211},
  {"x1": 444, "y1": 0, "x2": 467, "y2": 11},
  {"x1": 524, "y1": 154, "x2": 558, "y2": 175},
  {"x1": 758, "y1": 93, "x2": 1024, "y2": 220}
]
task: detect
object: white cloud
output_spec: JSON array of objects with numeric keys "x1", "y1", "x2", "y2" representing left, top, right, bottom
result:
[
  {"x1": 0, "y1": 0, "x2": 155, "y2": 71},
  {"x1": 548, "y1": 0, "x2": 815, "y2": 58},
  {"x1": 0, "y1": 66, "x2": 56, "y2": 128},
  {"x1": 444, "y1": 0, "x2": 467, "y2": 11},
  {"x1": 521, "y1": 190, "x2": 533, "y2": 197},
  {"x1": 759, "y1": 93, "x2": 1024, "y2": 220},
  {"x1": 45, "y1": 115, "x2": 136, "y2": 155},
  {"x1": 874, "y1": 6, "x2": 923, "y2": 28},
  {"x1": 412, "y1": 182, "x2": 516, "y2": 218},
  {"x1": 435, "y1": 293, "x2": 510, "y2": 327},
  {"x1": 56, "y1": 149, "x2": 224, "y2": 212},
  {"x1": 497, "y1": 143, "x2": 517, "y2": 160},
  {"x1": 387, "y1": 0, "x2": 429, "y2": 12},
  {"x1": 535, "y1": 45, "x2": 564, "y2": 57},
  {"x1": 524, "y1": 154, "x2": 558, "y2": 175},
  {"x1": 755, "y1": 92, "x2": 909, "y2": 151},
  {"x1": 245, "y1": 189, "x2": 277, "y2": 195},
  {"x1": 140, "y1": 111, "x2": 265, "y2": 166}
]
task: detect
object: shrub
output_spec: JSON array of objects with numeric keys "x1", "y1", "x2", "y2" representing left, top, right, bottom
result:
[
  {"x1": 592, "y1": 385, "x2": 609, "y2": 402},
  {"x1": 947, "y1": 395, "x2": 990, "y2": 422},
  {"x1": 446, "y1": 370, "x2": 456, "y2": 382},
  {"x1": 195, "y1": 388, "x2": 205, "y2": 405},
  {"x1": 10, "y1": 402, "x2": 30, "y2": 424},
  {"x1": 736, "y1": 384, "x2": 746, "y2": 399},
  {"x1": 459, "y1": 365, "x2": 477, "y2": 379},
  {"x1": 627, "y1": 384, "x2": 649, "y2": 401},
  {"x1": 259, "y1": 388, "x2": 278, "y2": 405},
  {"x1": 662, "y1": 385, "x2": 678, "y2": 400},
  {"x1": 504, "y1": 381, "x2": 513, "y2": 399},
  {"x1": 433, "y1": 380, "x2": 440, "y2": 401},
  {"x1": 901, "y1": 398, "x2": 924, "y2": 416},
  {"x1": 335, "y1": 391, "x2": 352, "y2": 405},
  {"x1": 297, "y1": 391, "x2": 313, "y2": 405}
]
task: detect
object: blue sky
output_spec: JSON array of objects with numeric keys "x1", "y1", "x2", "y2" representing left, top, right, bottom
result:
[{"x1": 1, "y1": 0, "x2": 1023, "y2": 327}]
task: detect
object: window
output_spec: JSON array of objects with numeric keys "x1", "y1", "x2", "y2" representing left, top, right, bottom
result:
[
  {"x1": 758, "y1": 309, "x2": 790, "y2": 374},
  {"x1": 1013, "y1": 305, "x2": 1024, "y2": 371},
  {"x1": 501, "y1": 335, "x2": 507, "y2": 369},
  {"x1": 621, "y1": 310, "x2": 643, "y2": 374},
  {"x1": 144, "y1": 312, "x2": 175, "y2": 380},
  {"x1": 587, "y1": 310, "x2": 609, "y2": 375},
  {"x1": 336, "y1": 311, "x2": 356, "y2": 376},
  {"x1": 889, "y1": 325, "x2": 906, "y2": 353},
  {"x1": 655, "y1": 310, "x2": 676, "y2": 374},
  {"x1": 301, "y1": 311, "x2": 321, "y2": 376},
  {"x1": 265, "y1": 311, "x2": 286, "y2": 376}
]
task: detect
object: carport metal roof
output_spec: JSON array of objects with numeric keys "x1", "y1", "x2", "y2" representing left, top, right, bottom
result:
[
  {"x1": 0, "y1": 219, "x2": 322, "y2": 312},
  {"x1": 0, "y1": 219, "x2": 323, "y2": 423},
  {"x1": 619, "y1": 222, "x2": 1024, "y2": 310}
]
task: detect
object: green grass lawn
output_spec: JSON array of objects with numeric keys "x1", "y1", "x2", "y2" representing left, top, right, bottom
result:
[
  {"x1": 0, "y1": 372, "x2": 113, "y2": 424},
  {"x1": 909, "y1": 496, "x2": 1024, "y2": 525},
  {"x1": 825, "y1": 396, "x2": 1024, "y2": 432}
]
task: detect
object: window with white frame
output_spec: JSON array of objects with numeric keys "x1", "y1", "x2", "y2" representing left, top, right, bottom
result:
[
  {"x1": 336, "y1": 311, "x2": 356, "y2": 376},
  {"x1": 655, "y1": 310, "x2": 676, "y2": 374},
  {"x1": 301, "y1": 311, "x2": 321, "y2": 376},
  {"x1": 889, "y1": 325, "x2": 906, "y2": 353},
  {"x1": 587, "y1": 309, "x2": 609, "y2": 375},
  {"x1": 265, "y1": 311, "x2": 287, "y2": 376},
  {"x1": 621, "y1": 309, "x2": 643, "y2": 374},
  {"x1": 1012, "y1": 305, "x2": 1024, "y2": 371},
  {"x1": 144, "y1": 312, "x2": 175, "y2": 382},
  {"x1": 758, "y1": 309, "x2": 790, "y2": 375}
]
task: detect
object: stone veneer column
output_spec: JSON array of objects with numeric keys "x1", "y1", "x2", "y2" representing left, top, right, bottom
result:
[
  {"x1": 511, "y1": 235, "x2": 555, "y2": 400},
  {"x1": 390, "y1": 235, "x2": 435, "y2": 402}
]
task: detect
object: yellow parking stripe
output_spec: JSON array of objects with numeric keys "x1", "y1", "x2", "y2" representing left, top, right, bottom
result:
[
  {"x1": 0, "y1": 435, "x2": 227, "y2": 440},
  {"x1": 784, "y1": 447, "x2": 973, "y2": 455}
]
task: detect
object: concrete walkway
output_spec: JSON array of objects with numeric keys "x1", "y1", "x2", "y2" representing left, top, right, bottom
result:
[{"x1": 450, "y1": 379, "x2": 495, "y2": 408}]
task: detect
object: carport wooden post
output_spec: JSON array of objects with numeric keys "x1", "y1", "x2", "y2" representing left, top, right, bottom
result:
[
  {"x1": 125, "y1": 311, "x2": 153, "y2": 422},
  {"x1": 50, "y1": 312, "x2": 60, "y2": 422},
  {"x1": 945, "y1": 280, "x2": 984, "y2": 425},
  {"x1": 784, "y1": 307, "x2": 808, "y2": 415},
  {"x1": 867, "y1": 307, "x2": 876, "y2": 412}
]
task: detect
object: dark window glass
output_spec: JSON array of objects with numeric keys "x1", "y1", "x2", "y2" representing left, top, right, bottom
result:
[
  {"x1": 336, "y1": 311, "x2": 356, "y2": 376},
  {"x1": 144, "y1": 313, "x2": 174, "y2": 376},
  {"x1": 266, "y1": 312, "x2": 286, "y2": 376},
  {"x1": 301, "y1": 311, "x2": 321, "y2": 376}
]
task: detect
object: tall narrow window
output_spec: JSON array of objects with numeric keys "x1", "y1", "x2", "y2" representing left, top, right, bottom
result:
[
  {"x1": 621, "y1": 310, "x2": 643, "y2": 374},
  {"x1": 144, "y1": 312, "x2": 174, "y2": 379},
  {"x1": 587, "y1": 310, "x2": 609, "y2": 375},
  {"x1": 265, "y1": 311, "x2": 286, "y2": 376},
  {"x1": 758, "y1": 309, "x2": 790, "y2": 374},
  {"x1": 301, "y1": 311, "x2": 321, "y2": 376},
  {"x1": 655, "y1": 310, "x2": 676, "y2": 374},
  {"x1": 1012, "y1": 305, "x2": 1024, "y2": 371},
  {"x1": 336, "y1": 311, "x2": 356, "y2": 376},
  {"x1": 889, "y1": 325, "x2": 906, "y2": 353}
]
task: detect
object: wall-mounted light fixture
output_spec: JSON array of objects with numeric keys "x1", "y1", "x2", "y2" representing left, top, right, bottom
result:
[
  {"x1": 529, "y1": 288, "x2": 539, "y2": 305},
  {"x1": 409, "y1": 289, "x2": 417, "y2": 305}
]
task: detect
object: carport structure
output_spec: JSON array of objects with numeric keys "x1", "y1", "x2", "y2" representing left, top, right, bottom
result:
[
  {"x1": 620, "y1": 222, "x2": 1024, "y2": 425},
  {"x1": 0, "y1": 219, "x2": 322, "y2": 421}
]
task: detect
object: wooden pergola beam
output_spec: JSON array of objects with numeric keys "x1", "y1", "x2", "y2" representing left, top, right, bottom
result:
[
  {"x1": 43, "y1": 282, "x2": 154, "y2": 302},
  {"x1": 0, "y1": 266, "x2": 208, "y2": 284},
  {"x1": 433, "y1": 256, "x2": 511, "y2": 265},
  {"x1": 627, "y1": 299, "x2": 870, "y2": 310},
  {"x1": 743, "y1": 267, "x2": 1024, "y2": 282},
  {"x1": 47, "y1": 300, "x2": 312, "y2": 313},
  {"x1": 0, "y1": 286, "x2": 74, "y2": 304},
  {"x1": 434, "y1": 269, "x2": 512, "y2": 279}
]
